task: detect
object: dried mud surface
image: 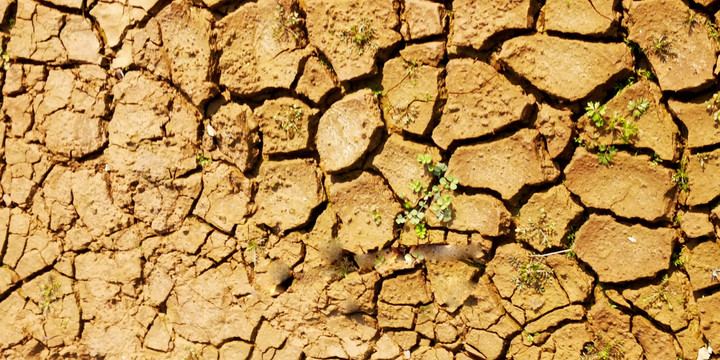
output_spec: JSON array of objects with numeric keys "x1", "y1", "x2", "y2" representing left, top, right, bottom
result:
[{"x1": 1, "y1": 0, "x2": 720, "y2": 359}]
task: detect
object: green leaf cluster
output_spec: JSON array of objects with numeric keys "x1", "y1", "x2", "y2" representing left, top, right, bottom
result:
[{"x1": 508, "y1": 256, "x2": 554, "y2": 294}]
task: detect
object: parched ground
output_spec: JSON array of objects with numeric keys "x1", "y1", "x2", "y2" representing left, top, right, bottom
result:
[{"x1": 1, "y1": 0, "x2": 720, "y2": 359}]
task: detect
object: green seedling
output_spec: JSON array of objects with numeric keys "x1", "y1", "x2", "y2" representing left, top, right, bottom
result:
[
  {"x1": 404, "y1": 251, "x2": 425, "y2": 265},
  {"x1": 672, "y1": 157, "x2": 689, "y2": 191},
  {"x1": 707, "y1": 20, "x2": 720, "y2": 43},
  {"x1": 685, "y1": 10, "x2": 701, "y2": 31},
  {"x1": 705, "y1": 92, "x2": 720, "y2": 122},
  {"x1": 649, "y1": 33, "x2": 676, "y2": 62},
  {"x1": 650, "y1": 153, "x2": 662, "y2": 166},
  {"x1": 196, "y1": 153, "x2": 212, "y2": 168},
  {"x1": 697, "y1": 153, "x2": 710, "y2": 169},
  {"x1": 586, "y1": 102, "x2": 606, "y2": 127},
  {"x1": 636, "y1": 68, "x2": 655, "y2": 80},
  {"x1": 396, "y1": 154, "x2": 459, "y2": 239},
  {"x1": 274, "y1": 104, "x2": 304, "y2": 137},
  {"x1": 581, "y1": 340, "x2": 624, "y2": 360},
  {"x1": 508, "y1": 256, "x2": 554, "y2": 294},
  {"x1": 515, "y1": 208, "x2": 557, "y2": 250},
  {"x1": 672, "y1": 246, "x2": 687, "y2": 268},
  {"x1": 1, "y1": 52, "x2": 9, "y2": 71},
  {"x1": 40, "y1": 282, "x2": 61, "y2": 316},
  {"x1": 375, "y1": 255, "x2": 386, "y2": 265},
  {"x1": 597, "y1": 145, "x2": 618, "y2": 166},
  {"x1": 370, "y1": 205, "x2": 382, "y2": 225},
  {"x1": 336, "y1": 258, "x2": 356, "y2": 279},
  {"x1": 627, "y1": 98, "x2": 650, "y2": 118}
]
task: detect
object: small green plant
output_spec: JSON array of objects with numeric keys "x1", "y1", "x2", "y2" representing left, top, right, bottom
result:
[
  {"x1": 636, "y1": 68, "x2": 655, "y2": 80},
  {"x1": 565, "y1": 226, "x2": 578, "y2": 259},
  {"x1": 319, "y1": 59, "x2": 334, "y2": 73},
  {"x1": 650, "y1": 153, "x2": 662, "y2": 166},
  {"x1": 581, "y1": 339, "x2": 624, "y2": 360},
  {"x1": 403, "y1": 60, "x2": 419, "y2": 85},
  {"x1": 672, "y1": 246, "x2": 687, "y2": 268},
  {"x1": 523, "y1": 330, "x2": 539, "y2": 343},
  {"x1": 697, "y1": 152, "x2": 710, "y2": 169},
  {"x1": 649, "y1": 33, "x2": 676, "y2": 62},
  {"x1": 508, "y1": 256, "x2": 554, "y2": 294},
  {"x1": 246, "y1": 238, "x2": 266, "y2": 264},
  {"x1": 375, "y1": 255, "x2": 386, "y2": 265},
  {"x1": 642, "y1": 274, "x2": 676, "y2": 310},
  {"x1": 369, "y1": 82, "x2": 384, "y2": 98},
  {"x1": 515, "y1": 208, "x2": 557, "y2": 249},
  {"x1": 586, "y1": 102, "x2": 607, "y2": 127},
  {"x1": 627, "y1": 98, "x2": 650, "y2": 118},
  {"x1": 274, "y1": 104, "x2": 304, "y2": 137},
  {"x1": 597, "y1": 145, "x2": 618, "y2": 166},
  {"x1": 1, "y1": 52, "x2": 9, "y2": 71},
  {"x1": 335, "y1": 20, "x2": 377, "y2": 55},
  {"x1": 336, "y1": 257, "x2": 356, "y2": 279},
  {"x1": 196, "y1": 153, "x2": 212, "y2": 168},
  {"x1": 707, "y1": 20, "x2": 720, "y2": 43},
  {"x1": 40, "y1": 282, "x2": 61, "y2": 316},
  {"x1": 404, "y1": 251, "x2": 425, "y2": 265},
  {"x1": 273, "y1": 5, "x2": 303, "y2": 41},
  {"x1": 705, "y1": 92, "x2": 720, "y2": 123},
  {"x1": 396, "y1": 155, "x2": 459, "y2": 239},
  {"x1": 606, "y1": 114, "x2": 639, "y2": 144},
  {"x1": 672, "y1": 157, "x2": 689, "y2": 191},
  {"x1": 370, "y1": 205, "x2": 382, "y2": 225},
  {"x1": 684, "y1": 10, "x2": 701, "y2": 31}
]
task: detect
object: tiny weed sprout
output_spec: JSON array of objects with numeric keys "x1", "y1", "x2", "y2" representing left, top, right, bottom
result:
[
  {"x1": 196, "y1": 153, "x2": 212, "y2": 168},
  {"x1": 586, "y1": 102, "x2": 606, "y2": 127},
  {"x1": 1, "y1": 51, "x2": 9, "y2": 71},
  {"x1": 684, "y1": 10, "x2": 701, "y2": 31},
  {"x1": 636, "y1": 67, "x2": 655, "y2": 81},
  {"x1": 336, "y1": 20, "x2": 377, "y2": 55},
  {"x1": 508, "y1": 256, "x2": 554, "y2": 294},
  {"x1": 649, "y1": 33, "x2": 676, "y2": 62},
  {"x1": 627, "y1": 98, "x2": 650, "y2": 118},
  {"x1": 273, "y1": 5, "x2": 303, "y2": 41},
  {"x1": 274, "y1": 104, "x2": 304, "y2": 137},
  {"x1": 650, "y1": 153, "x2": 662, "y2": 166},
  {"x1": 515, "y1": 208, "x2": 557, "y2": 250},
  {"x1": 672, "y1": 246, "x2": 687, "y2": 268},
  {"x1": 336, "y1": 258, "x2": 356, "y2": 279},
  {"x1": 404, "y1": 251, "x2": 425, "y2": 265},
  {"x1": 395, "y1": 154, "x2": 459, "y2": 239},
  {"x1": 705, "y1": 92, "x2": 720, "y2": 122},
  {"x1": 707, "y1": 20, "x2": 720, "y2": 44},
  {"x1": 375, "y1": 255, "x2": 386, "y2": 265},
  {"x1": 697, "y1": 153, "x2": 710, "y2": 169},
  {"x1": 672, "y1": 157, "x2": 689, "y2": 191},
  {"x1": 581, "y1": 339, "x2": 624, "y2": 360},
  {"x1": 642, "y1": 274, "x2": 677, "y2": 310},
  {"x1": 370, "y1": 205, "x2": 382, "y2": 225},
  {"x1": 40, "y1": 282, "x2": 61, "y2": 316},
  {"x1": 597, "y1": 145, "x2": 617, "y2": 166}
]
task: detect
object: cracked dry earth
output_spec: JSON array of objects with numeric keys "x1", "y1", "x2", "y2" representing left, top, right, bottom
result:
[{"x1": 3, "y1": 0, "x2": 720, "y2": 359}]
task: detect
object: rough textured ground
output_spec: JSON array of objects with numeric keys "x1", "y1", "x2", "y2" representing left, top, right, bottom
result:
[{"x1": 0, "y1": 0, "x2": 720, "y2": 359}]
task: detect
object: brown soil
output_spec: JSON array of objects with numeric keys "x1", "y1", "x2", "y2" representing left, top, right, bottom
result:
[{"x1": 1, "y1": 0, "x2": 720, "y2": 359}]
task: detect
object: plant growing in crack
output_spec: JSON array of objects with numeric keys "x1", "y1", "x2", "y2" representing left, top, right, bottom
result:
[
  {"x1": 672, "y1": 246, "x2": 687, "y2": 269},
  {"x1": 395, "y1": 154, "x2": 459, "y2": 239},
  {"x1": 597, "y1": 145, "x2": 618, "y2": 166},
  {"x1": 627, "y1": 98, "x2": 650, "y2": 118},
  {"x1": 648, "y1": 33, "x2": 676, "y2": 62},
  {"x1": 508, "y1": 256, "x2": 554, "y2": 294},
  {"x1": 672, "y1": 157, "x2": 689, "y2": 191},
  {"x1": 336, "y1": 257, "x2": 356, "y2": 279},
  {"x1": 39, "y1": 282, "x2": 62, "y2": 317},
  {"x1": 196, "y1": 153, "x2": 212, "y2": 168},
  {"x1": 274, "y1": 104, "x2": 304, "y2": 137},
  {"x1": 273, "y1": 4, "x2": 303, "y2": 41},
  {"x1": 384, "y1": 93, "x2": 434, "y2": 126},
  {"x1": 581, "y1": 338, "x2": 625, "y2": 360},
  {"x1": 515, "y1": 208, "x2": 557, "y2": 250},
  {"x1": 246, "y1": 237, "x2": 267, "y2": 265},
  {"x1": 333, "y1": 20, "x2": 377, "y2": 55},
  {"x1": 705, "y1": 92, "x2": 720, "y2": 122}
]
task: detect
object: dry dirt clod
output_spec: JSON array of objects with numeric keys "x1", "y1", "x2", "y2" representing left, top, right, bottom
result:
[
  {"x1": 621, "y1": 270, "x2": 692, "y2": 332},
  {"x1": 564, "y1": 147, "x2": 677, "y2": 222},
  {"x1": 697, "y1": 290, "x2": 720, "y2": 350},
  {"x1": 497, "y1": 34, "x2": 634, "y2": 101},
  {"x1": 625, "y1": 0, "x2": 716, "y2": 92},
  {"x1": 316, "y1": 89, "x2": 384, "y2": 173},
  {"x1": 426, "y1": 193, "x2": 512, "y2": 236},
  {"x1": 305, "y1": 0, "x2": 401, "y2": 82},
  {"x1": 542, "y1": 0, "x2": 617, "y2": 36},
  {"x1": 295, "y1": 56, "x2": 340, "y2": 105},
  {"x1": 328, "y1": 171, "x2": 401, "y2": 254},
  {"x1": 574, "y1": 214, "x2": 676, "y2": 283},
  {"x1": 192, "y1": 162, "x2": 255, "y2": 233},
  {"x1": 631, "y1": 315, "x2": 677, "y2": 360},
  {"x1": 254, "y1": 159, "x2": 326, "y2": 232},
  {"x1": 535, "y1": 104, "x2": 574, "y2": 159},
  {"x1": 668, "y1": 94, "x2": 720, "y2": 150},
  {"x1": 400, "y1": 0, "x2": 446, "y2": 41},
  {"x1": 432, "y1": 59, "x2": 535, "y2": 149},
  {"x1": 686, "y1": 148, "x2": 720, "y2": 206},
  {"x1": 515, "y1": 185, "x2": 584, "y2": 252},
  {"x1": 207, "y1": 102, "x2": 260, "y2": 172},
  {"x1": 91, "y1": 0, "x2": 158, "y2": 49},
  {"x1": 685, "y1": 239, "x2": 720, "y2": 291},
  {"x1": 216, "y1": 0, "x2": 310, "y2": 96},
  {"x1": 254, "y1": 98, "x2": 319, "y2": 155},
  {"x1": 450, "y1": 0, "x2": 538, "y2": 51},
  {"x1": 448, "y1": 129, "x2": 560, "y2": 200},
  {"x1": 381, "y1": 57, "x2": 443, "y2": 136}
]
